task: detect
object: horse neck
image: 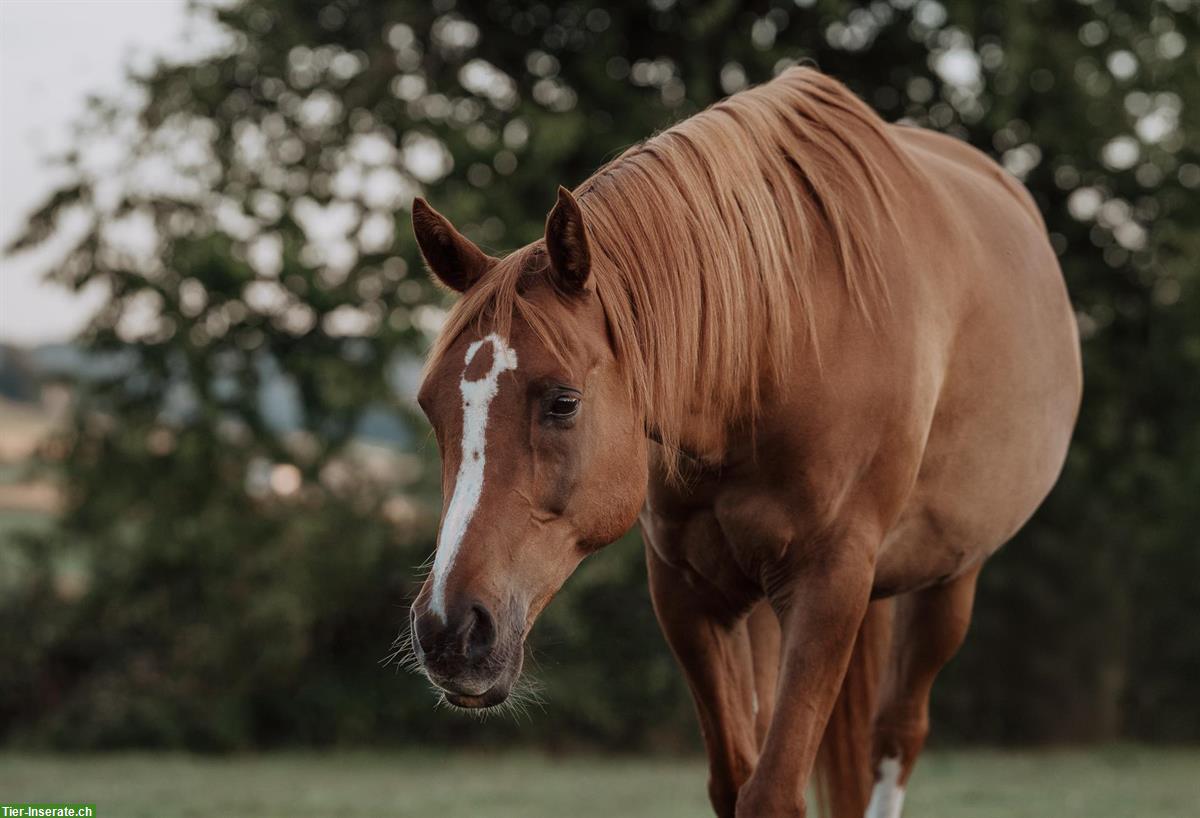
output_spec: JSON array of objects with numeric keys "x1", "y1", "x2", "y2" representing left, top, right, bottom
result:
[{"x1": 595, "y1": 207, "x2": 851, "y2": 468}]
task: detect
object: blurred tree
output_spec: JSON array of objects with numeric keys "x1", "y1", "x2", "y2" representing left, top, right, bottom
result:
[{"x1": 2, "y1": 0, "x2": 1196, "y2": 749}]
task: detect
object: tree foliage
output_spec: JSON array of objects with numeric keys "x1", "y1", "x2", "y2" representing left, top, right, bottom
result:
[{"x1": 2, "y1": 0, "x2": 1197, "y2": 749}]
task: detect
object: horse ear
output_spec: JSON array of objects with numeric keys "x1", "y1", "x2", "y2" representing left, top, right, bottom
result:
[
  {"x1": 411, "y1": 197, "x2": 497, "y2": 292},
  {"x1": 545, "y1": 186, "x2": 591, "y2": 293}
]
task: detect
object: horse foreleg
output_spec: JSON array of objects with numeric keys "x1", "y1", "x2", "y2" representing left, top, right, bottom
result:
[
  {"x1": 867, "y1": 565, "x2": 981, "y2": 818},
  {"x1": 735, "y1": 538, "x2": 875, "y2": 818},
  {"x1": 646, "y1": 545, "x2": 760, "y2": 818},
  {"x1": 747, "y1": 599, "x2": 782, "y2": 746}
]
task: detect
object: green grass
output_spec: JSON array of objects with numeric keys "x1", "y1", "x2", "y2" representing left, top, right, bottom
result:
[{"x1": 1, "y1": 747, "x2": 1196, "y2": 817}]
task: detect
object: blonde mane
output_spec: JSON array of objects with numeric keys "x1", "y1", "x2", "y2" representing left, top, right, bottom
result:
[{"x1": 427, "y1": 68, "x2": 915, "y2": 464}]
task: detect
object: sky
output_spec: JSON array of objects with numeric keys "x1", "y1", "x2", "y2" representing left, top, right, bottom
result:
[{"x1": 0, "y1": 0, "x2": 213, "y2": 346}]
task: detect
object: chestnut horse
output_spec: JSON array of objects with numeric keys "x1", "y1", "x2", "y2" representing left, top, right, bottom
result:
[{"x1": 407, "y1": 68, "x2": 1080, "y2": 818}]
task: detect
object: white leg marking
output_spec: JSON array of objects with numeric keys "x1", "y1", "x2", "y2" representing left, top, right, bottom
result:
[
  {"x1": 864, "y1": 756, "x2": 905, "y2": 818},
  {"x1": 429, "y1": 333, "x2": 518, "y2": 619}
]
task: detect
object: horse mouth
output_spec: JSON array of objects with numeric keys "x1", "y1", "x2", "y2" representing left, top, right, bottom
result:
[
  {"x1": 425, "y1": 657, "x2": 519, "y2": 710},
  {"x1": 443, "y1": 683, "x2": 510, "y2": 710}
]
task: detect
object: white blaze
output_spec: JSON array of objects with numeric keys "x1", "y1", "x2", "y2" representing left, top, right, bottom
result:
[
  {"x1": 864, "y1": 756, "x2": 905, "y2": 818},
  {"x1": 429, "y1": 332, "x2": 519, "y2": 619}
]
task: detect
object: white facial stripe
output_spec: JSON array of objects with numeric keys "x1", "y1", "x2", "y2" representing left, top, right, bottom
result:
[
  {"x1": 429, "y1": 333, "x2": 519, "y2": 619},
  {"x1": 864, "y1": 756, "x2": 905, "y2": 818}
]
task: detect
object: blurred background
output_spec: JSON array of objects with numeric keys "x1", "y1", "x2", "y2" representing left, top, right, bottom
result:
[{"x1": 0, "y1": 0, "x2": 1197, "y2": 815}]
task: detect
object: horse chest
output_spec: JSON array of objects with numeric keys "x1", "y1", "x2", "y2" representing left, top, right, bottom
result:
[{"x1": 642, "y1": 478, "x2": 801, "y2": 608}]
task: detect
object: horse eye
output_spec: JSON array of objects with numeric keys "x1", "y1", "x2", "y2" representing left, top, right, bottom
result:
[{"x1": 547, "y1": 395, "x2": 580, "y2": 419}]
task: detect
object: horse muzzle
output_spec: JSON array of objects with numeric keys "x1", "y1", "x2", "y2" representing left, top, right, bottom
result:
[{"x1": 411, "y1": 597, "x2": 522, "y2": 708}]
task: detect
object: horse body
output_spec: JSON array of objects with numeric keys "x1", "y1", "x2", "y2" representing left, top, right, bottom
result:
[
  {"x1": 408, "y1": 69, "x2": 1080, "y2": 818},
  {"x1": 870, "y1": 125, "x2": 1082, "y2": 594},
  {"x1": 639, "y1": 118, "x2": 1080, "y2": 815}
]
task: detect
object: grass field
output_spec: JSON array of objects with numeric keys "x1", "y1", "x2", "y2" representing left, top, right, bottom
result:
[{"x1": 1, "y1": 747, "x2": 1197, "y2": 817}]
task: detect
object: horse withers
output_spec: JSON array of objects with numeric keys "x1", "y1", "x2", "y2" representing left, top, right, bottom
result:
[{"x1": 406, "y1": 68, "x2": 1081, "y2": 818}]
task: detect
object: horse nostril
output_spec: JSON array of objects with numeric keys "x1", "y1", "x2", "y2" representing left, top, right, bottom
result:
[
  {"x1": 465, "y1": 603, "x2": 497, "y2": 663},
  {"x1": 414, "y1": 600, "x2": 497, "y2": 672}
]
